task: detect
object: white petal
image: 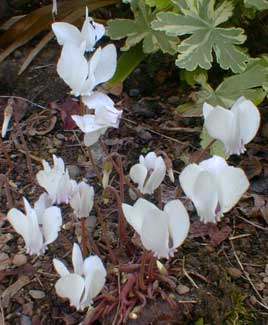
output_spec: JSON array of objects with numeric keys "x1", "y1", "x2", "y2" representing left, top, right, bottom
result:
[
  {"x1": 7, "y1": 208, "x2": 30, "y2": 248},
  {"x1": 57, "y1": 42, "x2": 88, "y2": 96},
  {"x1": 179, "y1": 163, "x2": 203, "y2": 200},
  {"x1": 72, "y1": 243, "x2": 84, "y2": 276},
  {"x1": 192, "y1": 171, "x2": 219, "y2": 223},
  {"x1": 83, "y1": 91, "x2": 114, "y2": 109},
  {"x1": 72, "y1": 115, "x2": 101, "y2": 133},
  {"x1": 141, "y1": 209, "x2": 169, "y2": 259},
  {"x1": 53, "y1": 258, "x2": 70, "y2": 277},
  {"x1": 55, "y1": 274, "x2": 85, "y2": 310},
  {"x1": 129, "y1": 164, "x2": 147, "y2": 193},
  {"x1": 122, "y1": 198, "x2": 158, "y2": 234},
  {"x1": 42, "y1": 206, "x2": 62, "y2": 245},
  {"x1": 204, "y1": 106, "x2": 234, "y2": 150},
  {"x1": 143, "y1": 156, "x2": 166, "y2": 194},
  {"x1": 216, "y1": 166, "x2": 249, "y2": 213},
  {"x1": 202, "y1": 102, "x2": 214, "y2": 119},
  {"x1": 92, "y1": 21, "x2": 105, "y2": 42},
  {"x1": 164, "y1": 200, "x2": 190, "y2": 252},
  {"x1": 52, "y1": 22, "x2": 83, "y2": 47},
  {"x1": 142, "y1": 152, "x2": 157, "y2": 170},
  {"x1": 70, "y1": 182, "x2": 94, "y2": 219},
  {"x1": 93, "y1": 44, "x2": 117, "y2": 86},
  {"x1": 34, "y1": 193, "x2": 52, "y2": 224},
  {"x1": 199, "y1": 155, "x2": 228, "y2": 176},
  {"x1": 80, "y1": 256, "x2": 106, "y2": 309},
  {"x1": 233, "y1": 97, "x2": 260, "y2": 145},
  {"x1": 84, "y1": 128, "x2": 106, "y2": 146}
]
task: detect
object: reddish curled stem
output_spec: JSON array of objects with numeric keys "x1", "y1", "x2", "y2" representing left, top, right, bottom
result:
[
  {"x1": 104, "y1": 185, "x2": 126, "y2": 243},
  {"x1": 80, "y1": 218, "x2": 88, "y2": 257}
]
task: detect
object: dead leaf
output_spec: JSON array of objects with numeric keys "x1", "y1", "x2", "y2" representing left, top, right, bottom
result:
[
  {"x1": 239, "y1": 157, "x2": 262, "y2": 180},
  {"x1": 190, "y1": 221, "x2": 232, "y2": 247},
  {"x1": 2, "y1": 275, "x2": 30, "y2": 308},
  {"x1": 50, "y1": 97, "x2": 80, "y2": 130}
]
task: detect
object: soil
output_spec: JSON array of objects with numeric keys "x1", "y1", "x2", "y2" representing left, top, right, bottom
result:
[{"x1": 1, "y1": 28, "x2": 268, "y2": 325}]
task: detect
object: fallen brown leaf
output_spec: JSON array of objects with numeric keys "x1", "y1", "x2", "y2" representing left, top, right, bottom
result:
[{"x1": 2, "y1": 275, "x2": 30, "y2": 308}]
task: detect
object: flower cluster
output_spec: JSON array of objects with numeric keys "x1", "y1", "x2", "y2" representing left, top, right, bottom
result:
[{"x1": 52, "y1": 8, "x2": 122, "y2": 146}]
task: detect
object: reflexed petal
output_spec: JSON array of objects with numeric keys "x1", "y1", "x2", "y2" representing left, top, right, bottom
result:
[
  {"x1": 72, "y1": 243, "x2": 84, "y2": 276},
  {"x1": 34, "y1": 193, "x2": 52, "y2": 224},
  {"x1": 52, "y1": 22, "x2": 82, "y2": 46},
  {"x1": 7, "y1": 208, "x2": 30, "y2": 248},
  {"x1": 83, "y1": 128, "x2": 106, "y2": 146},
  {"x1": 42, "y1": 206, "x2": 62, "y2": 245},
  {"x1": 199, "y1": 155, "x2": 228, "y2": 176},
  {"x1": 179, "y1": 163, "x2": 202, "y2": 199},
  {"x1": 141, "y1": 209, "x2": 169, "y2": 258},
  {"x1": 122, "y1": 198, "x2": 158, "y2": 234},
  {"x1": 57, "y1": 42, "x2": 88, "y2": 96},
  {"x1": 55, "y1": 274, "x2": 84, "y2": 310},
  {"x1": 92, "y1": 21, "x2": 105, "y2": 42},
  {"x1": 70, "y1": 182, "x2": 94, "y2": 219},
  {"x1": 93, "y1": 44, "x2": 117, "y2": 86},
  {"x1": 141, "y1": 152, "x2": 157, "y2": 170},
  {"x1": 81, "y1": 8, "x2": 98, "y2": 52},
  {"x1": 72, "y1": 115, "x2": 101, "y2": 133},
  {"x1": 192, "y1": 171, "x2": 219, "y2": 223},
  {"x1": 234, "y1": 97, "x2": 260, "y2": 145},
  {"x1": 95, "y1": 105, "x2": 122, "y2": 128},
  {"x1": 164, "y1": 200, "x2": 190, "y2": 251},
  {"x1": 204, "y1": 106, "x2": 234, "y2": 148},
  {"x1": 143, "y1": 156, "x2": 166, "y2": 194},
  {"x1": 216, "y1": 166, "x2": 249, "y2": 213},
  {"x1": 81, "y1": 256, "x2": 106, "y2": 308},
  {"x1": 129, "y1": 164, "x2": 147, "y2": 192},
  {"x1": 83, "y1": 91, "x2": 114, "y2": 110},
  {"x1": 202, "y1": 102, "x2": 214, "y2": 119},
  {"x1": 53, "y1": 258, "x2": 70, "y2": 277}
]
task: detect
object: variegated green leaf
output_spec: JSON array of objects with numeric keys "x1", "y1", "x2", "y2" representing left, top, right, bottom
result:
[
  {"x1": 106, "y1": 0, "x2": 178, "y2": 54},
  {"x1": 152, "y1": 0, "x2": 249, "y2": 73},
  {"x1": 244, "y1": 0, "x2": 268, "y2": 10}
]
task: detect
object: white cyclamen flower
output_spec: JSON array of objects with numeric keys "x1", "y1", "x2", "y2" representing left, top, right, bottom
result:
[
  {"x1": 72, "y1": 92, "x2": 122, "y2": 146},
  {"x1": 130, "y1": 152, "x2": 166, "y2": 194},
  {"x1": 36, "y1": 155, "x2": 77, "y2": 204},
  {"x1": 122, "y1": 198, "x2": 190, "y2": 259},
  {"x1": 70, "y1": 181, "x2": 94, "y2": 219},
  {"x1": 203, "y1": 97, "x2": 260, "y2": 155},
  {"x1": 7, "y1": 196, "x2": 62, "y2": 255},
  {"x1": 53, "y1": 243, "x2": 106, "y2": 311},
  {"x1": 52, "y1": 7, "x2": 105, "y2": 52},
  {"x1": 179, "y1": 155, "x2": 249, "y2": 223},
  {"x1": 57, "y1": 42, "x2": 117, "y2": 97}
]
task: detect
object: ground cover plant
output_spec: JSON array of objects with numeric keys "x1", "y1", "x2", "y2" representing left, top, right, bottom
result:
[{"x1": 1, "y1": 1, "x2": 268, "y2": 324}]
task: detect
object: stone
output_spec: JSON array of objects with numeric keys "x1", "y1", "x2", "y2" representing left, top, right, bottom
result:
[
  {"x1": 67, "y1": 165, "x2": 81, "y2": 178},
  {"x1": 227, "y1": 267, "x2": 242, "y2": 279},
  {"x1": 29, "y1": 290, "x2": 45, "y2": 300},
  {"x1": 176, "y1": 284, "x2": 190, "y2": 295},
  {"x1": 13, "y1": 254, "x2": 27, "y2": 267}
]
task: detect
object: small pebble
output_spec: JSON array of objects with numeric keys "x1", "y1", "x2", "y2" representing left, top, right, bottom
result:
[
  {"x1": 0, "y1": 253, "x2": 10, "y2": 271},
  {"x1": 259, "y1": 272, "x2": 266, "y2": 277},
  {"x1": 249, "y1": 295, "x2": 257, "y2": 305},
  {"x1": 176, "y1": 284, "x2": 190, "y2": 295},
  {"x1": 13, "y1": 254, "x2": 27, "y2": 267},
  {"x1": 56, "y1": 133, "x2": 65, "y2": 140},
  {"x1": 256, "y1": 282, "x2": 265, "y2": 291},
  {"x1": 227, "y1": 267, "x2": 242, "y2": 279},
  {"x1": 129, "y1": 89, "x2": 140, "y2": 97},
  {"x1": 29, "y1": 290, "x2": 45, "y2": 300},
  {"x1": 263, "y1": 277, "x2": 268, "y2": 283}
]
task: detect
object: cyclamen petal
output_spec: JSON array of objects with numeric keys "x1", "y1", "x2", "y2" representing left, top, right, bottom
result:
[
  {"x1": 179, "y1": 155, "x2": 249, "y2": 223},
  {"x1": 70, "y1": 181, "x2": 94, "y2": 219},
  {"x1": 203, "y1": 97, "x2": 260, "y2": 155},
  {"x1": 122, "y1": 198, "x2": 190, "y2": 259},
  {"x1": 53, "y1": 244, "x2": 106, "y2": 311}
]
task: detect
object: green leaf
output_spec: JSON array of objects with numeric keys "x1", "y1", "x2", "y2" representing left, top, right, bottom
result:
[
  {"x1": 152, "y1": 0, "x2": 249, "y2": 73},
  {"x1": 145, "y1": 0, "x2": 171, "y2": 10},
  {"x1": 200, "y1": 128, "x2": 229, "y2": 159},
  {"x1": 106, "y1": 0, "x2": 178, "y2": 54},
  {"x1": 108, "y1": 43, "x2": 146, "y2": 85},
  {"x1": 244, "y1": 0, "x2": 268, "y2": 10}
]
